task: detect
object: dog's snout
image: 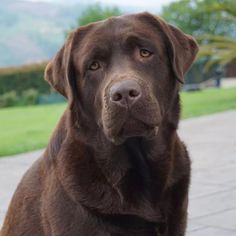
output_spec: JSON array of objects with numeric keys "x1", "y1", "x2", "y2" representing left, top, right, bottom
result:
[{"x1": 110, "y1": 80, "x2": 141, "y2": 107}]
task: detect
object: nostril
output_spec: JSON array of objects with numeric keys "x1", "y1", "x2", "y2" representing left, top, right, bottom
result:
[
  {"x1": 112, "y1": 92, "x2": 122, "y2": 101},
  {"x1": 129, "y1": 89, "x2": 140, "y2": 98},
  {"x1": 109, "y1": 80, "x2": 141, "y2": 106}
]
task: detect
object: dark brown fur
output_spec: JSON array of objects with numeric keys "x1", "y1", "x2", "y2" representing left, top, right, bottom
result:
[{"x1": 0, "y1": 12, "x2": 198, "y2": 236}]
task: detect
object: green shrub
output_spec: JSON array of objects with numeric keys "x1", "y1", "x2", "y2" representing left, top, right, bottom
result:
[
  {"x1": 0, "y1": 89, "x2": 40, "y2": 107},
  {"x1": 0, "y1": 63, "x2": 67, "y2": 107},
  {"x1": 21, "y1": 89, "x2": 39, "y2": 105},
  {"x1": 0, "y1": 91, "x2": 18, "y2": 107},
  {"x1": 0, "y1": 62, "x2": 50, "y2": 95}
]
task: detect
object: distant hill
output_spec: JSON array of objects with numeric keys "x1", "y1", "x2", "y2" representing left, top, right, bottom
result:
[
  {"x1": 0, "y1": 0, "x2": 161, "y2": 68},
  {"x1": 0, "y1": 0, "x2": 86, "y2": 67}
]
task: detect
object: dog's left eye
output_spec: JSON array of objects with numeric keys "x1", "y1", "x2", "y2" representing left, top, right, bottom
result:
[
  {"x1": 140, "y1": 49, "x2": 152, "y2": 57},
  {"x1": 88, "y1": 61, "x2": 101, "y2": 71}
]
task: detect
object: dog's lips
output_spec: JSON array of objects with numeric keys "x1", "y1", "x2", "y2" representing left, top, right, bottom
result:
[
  {"x1": 108, "y1": 117, "x2": 159, "y2": 145},
  {"x1": 102, "y1": 96, "x2": 162, "y2": 145},
  {"x1": 120, "y1": 119, "x2": 156, "y2": 135}
]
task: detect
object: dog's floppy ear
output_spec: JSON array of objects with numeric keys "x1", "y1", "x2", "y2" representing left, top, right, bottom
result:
[
  {"x1": 142, "y1": 13, "x2": 199, "y2": 83},
  {"x1": 164, "y1": 23, "x2": 199, "y2": 83},
  {"x1": 44, "y1": 31, "x2": 76, "y2": 98}
]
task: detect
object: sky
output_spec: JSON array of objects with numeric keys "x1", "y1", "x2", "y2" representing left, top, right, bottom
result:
[
  {"x1": 27, "y1": 0, "x2": 176, "y2": 12},
  {"x1": 100, "y1": 0, "x2": 174, "y2": 8}
]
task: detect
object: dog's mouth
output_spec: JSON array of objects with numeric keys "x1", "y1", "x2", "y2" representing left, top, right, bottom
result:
[
  {"x1": 120, "y1": 118, "x2": 158, "y2": 138},
  {"x1": 102, "y1": 82, "x2": 162, "y2": 145},
  {"x1": 105, "y1": 115, "x2": 160, "y2": 145}
]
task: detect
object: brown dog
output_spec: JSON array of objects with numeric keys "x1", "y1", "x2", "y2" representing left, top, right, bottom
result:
[{"x1": 1, "y1": 12, "x2": 198, "y2": 236}]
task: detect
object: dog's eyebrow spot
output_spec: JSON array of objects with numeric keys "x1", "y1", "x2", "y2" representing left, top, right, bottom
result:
[
  {"x1": 81, "y1": 45, "x2": 111, "y2": 69},
  {"x1": 123, "y1": 34, "x2": 155, "y2": 50},
  {"x1": 85, "y1": 45, "x2": 109, "y2": 58}
]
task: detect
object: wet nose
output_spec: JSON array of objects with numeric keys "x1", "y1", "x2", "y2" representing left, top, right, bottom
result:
[{"x1": 109, "y1": 80, "x2": 141, "y2": 107}]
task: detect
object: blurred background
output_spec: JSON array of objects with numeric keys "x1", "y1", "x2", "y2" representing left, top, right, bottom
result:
[{"x1": 0, "y1": 0, "x2": 236, "y2": 156}]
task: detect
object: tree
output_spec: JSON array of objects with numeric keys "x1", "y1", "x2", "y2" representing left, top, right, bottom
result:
[
  {"x1": 197, "y1": 1, "x2": 236, "y2": 69},
  {"x1": 198, "y1": 34, "x2": 236, "y2": 70},
  {"x1": 77, "y1": 3, "x2": 122, "y2": 27},
  {"x1": 161, "y1": 0, "x2": 235, "y2": 37},
  {"x1": 161, "y1": 0, "x2": 236, "y2": 70}
]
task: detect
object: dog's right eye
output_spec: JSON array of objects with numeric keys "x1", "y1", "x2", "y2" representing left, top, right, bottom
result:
[
  {"x1": 140, "y1": 48, "x2": 152, "y2": 58},
  {"x1": 88, "y1": 61, "x2": 100, "y2": 71}
]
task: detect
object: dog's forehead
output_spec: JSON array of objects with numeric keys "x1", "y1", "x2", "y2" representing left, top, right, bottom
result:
[
  {"x1": 73, "y1": 13, "x2": 166, "y2": 64},
  {"x1": 81, "y1": 13, "x2": 159, "y2": 46}
]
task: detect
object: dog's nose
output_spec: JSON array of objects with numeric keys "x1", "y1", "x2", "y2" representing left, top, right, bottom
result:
[{"x1": 110, "y1": 80, "x2": 141, "y2": 107}]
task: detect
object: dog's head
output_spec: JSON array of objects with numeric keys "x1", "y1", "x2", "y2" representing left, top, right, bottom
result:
[{"x1": 45, "y1": 12, "x2": 198, "y2": 145}]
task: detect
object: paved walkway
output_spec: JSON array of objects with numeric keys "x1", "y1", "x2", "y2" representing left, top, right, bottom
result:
[{"x1": 0, "y1": 110, "x2": 236, "y2": 235}]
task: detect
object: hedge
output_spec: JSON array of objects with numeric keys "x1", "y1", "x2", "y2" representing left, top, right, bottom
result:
[
  {"x1": 0, "y1": 62, "x2": 51, "y2": 95},
  {"x1": 0, "y1": 89, "x2": 40, "y2": 107}
]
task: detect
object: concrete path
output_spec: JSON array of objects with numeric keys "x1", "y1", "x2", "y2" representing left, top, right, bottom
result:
[
  {"x1": 1, "y1": 110, "x2": 236, "y2": 235},
  {"x1": 179, "y1": 110, "x2": 236, "y2": 235}
]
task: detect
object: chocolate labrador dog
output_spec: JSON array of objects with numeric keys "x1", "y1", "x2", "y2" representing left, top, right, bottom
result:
[{"x1": 1, "y1": 12, "x2": 198, "y2": 236}]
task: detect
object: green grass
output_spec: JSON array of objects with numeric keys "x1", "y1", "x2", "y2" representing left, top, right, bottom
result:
[
  {"x1": 0, "y1": 87, "x2": 236, "y2": 157},
  {"x1": 181, "y1": 87, "x2": 236, "y2": 118},
  {"x1": 0, "y1": 104, "x2": 66, "y2": 157}
]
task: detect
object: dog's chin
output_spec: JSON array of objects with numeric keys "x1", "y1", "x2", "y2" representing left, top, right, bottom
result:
[{"x1": 104, "y1": 119, "x2": 159, "y2": 145}]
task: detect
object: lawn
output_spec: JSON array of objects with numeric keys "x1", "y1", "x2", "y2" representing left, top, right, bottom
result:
[
  {"x1": 0, "y1": 87, "x2": 236, "y2": 157},
  {"x1": 181, "y1": 87, "x2": 236, "y2": 118},
  {"x1": 0, "y1": 104, "x2": 66, "y2": 157}
]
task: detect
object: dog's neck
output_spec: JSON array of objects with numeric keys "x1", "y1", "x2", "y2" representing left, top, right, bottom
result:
[
  {"x1": 45, "y1": 110, "x2": 177, "y2": 208},
  {"x1": 43, "y1": 106, "x2": 181, "y2": 233},
  {"x1": 46, "y1": 105, "x2": 179, "y2": 187}
]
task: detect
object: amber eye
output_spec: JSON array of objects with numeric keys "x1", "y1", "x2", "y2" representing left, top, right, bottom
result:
[
  {"x1": 89, "y1": 61, "x2": 100, "y2": 71},
  {"x1": 140, "y1": 49, "x2": 152, "y2": 57}
]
